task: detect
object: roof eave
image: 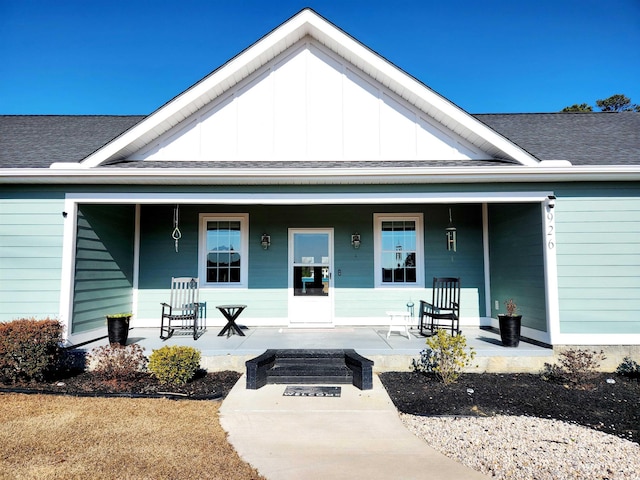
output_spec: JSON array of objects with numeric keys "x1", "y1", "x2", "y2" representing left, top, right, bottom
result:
[{"x1": 4, "y1": 165, "x2": 640, "y2": 186}]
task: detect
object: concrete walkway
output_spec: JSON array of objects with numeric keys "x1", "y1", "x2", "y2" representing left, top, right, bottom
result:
[{"x1": 219, "y1": 374, "x2": 488, "y2": 480}]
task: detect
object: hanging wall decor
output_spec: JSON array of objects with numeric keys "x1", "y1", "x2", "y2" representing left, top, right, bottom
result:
[
  {"x1": 172, "y1": 204, "x2": 182, "y2": 253},
  {"x1": 446, "y1": 208, "x2": 457, "y2": 252}
]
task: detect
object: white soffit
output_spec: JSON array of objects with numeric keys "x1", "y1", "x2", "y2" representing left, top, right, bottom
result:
[{"x1": 75, "y1": 8, "x2": 539, "y2": 169}]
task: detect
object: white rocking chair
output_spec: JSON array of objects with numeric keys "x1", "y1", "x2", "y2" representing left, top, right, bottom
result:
[{"x1": 160, "y1": 277, "x2": 205, "y2": 340}]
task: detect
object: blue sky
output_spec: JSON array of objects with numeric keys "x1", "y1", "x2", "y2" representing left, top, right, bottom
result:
[{"x1": 1, "y1": 0, "x2": 638, "y2": 114}]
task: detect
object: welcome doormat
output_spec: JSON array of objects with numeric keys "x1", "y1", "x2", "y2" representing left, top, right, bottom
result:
[{"x1": 283, "y1": 386, "x2": 341, "y2": 397}]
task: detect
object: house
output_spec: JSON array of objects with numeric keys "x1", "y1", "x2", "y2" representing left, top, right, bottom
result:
[{"x1": 1, "y1": 9, "x2": 639, "y2": 354}]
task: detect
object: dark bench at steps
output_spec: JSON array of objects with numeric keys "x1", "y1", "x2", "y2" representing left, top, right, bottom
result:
[{"x1": 245, "y1": 349, "x2": 374, "y2": 390}]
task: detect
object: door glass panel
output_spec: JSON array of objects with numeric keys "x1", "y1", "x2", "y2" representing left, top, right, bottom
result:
[{"x1": 293, "y1": 233, "x2": 329, "y2": 297}]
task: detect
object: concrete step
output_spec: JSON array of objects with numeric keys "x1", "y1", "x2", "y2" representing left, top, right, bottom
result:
[
  {"x1": 268, "y1": 358, "x2": 353, "y2": 384},
  {"x1": 246, "y1": 349, "x2": 374, "y2": 390}
]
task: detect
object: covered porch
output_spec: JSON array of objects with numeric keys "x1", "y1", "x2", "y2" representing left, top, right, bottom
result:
[{"x1": 62, "y1": 190, "x2": 558, "y2": 347}]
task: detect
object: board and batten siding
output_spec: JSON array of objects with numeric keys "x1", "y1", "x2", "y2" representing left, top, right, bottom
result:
[
  {"x1": 0, "y1": 197, "x2": 65, "y2": 321},
  {"x1": 488, "y1": 203, "x2": 547, "y2": 331},
  {"x1": 556, "y1": 197, "x2": 640, "y2": 334},
  {"x1": 130, "y1": 41, "x2": 483, "y2": 163},
  {"x1": 71, "y1": 204, "x2": 135, "y2": 334}
]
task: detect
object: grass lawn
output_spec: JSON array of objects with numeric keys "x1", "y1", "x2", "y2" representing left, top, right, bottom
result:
[{"x1": 0, "y1": 393, "x2": 264, "y2": 480}]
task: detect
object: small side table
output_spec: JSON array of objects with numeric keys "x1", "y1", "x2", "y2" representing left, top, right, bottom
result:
[
  {"x1": 386, "y1": 311, "x2": 412, "y2": 339},
  {"x1": 216, "y1": 304, "x2": 247, "y2": 337}
]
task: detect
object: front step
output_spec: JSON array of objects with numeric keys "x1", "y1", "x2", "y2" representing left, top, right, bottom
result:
[
  {"x1": 267, "y1": 358, "x2": 353, "y2": 385},
  {"x1": 245, "y1": 349, "x2": 373, "y2": 390}
]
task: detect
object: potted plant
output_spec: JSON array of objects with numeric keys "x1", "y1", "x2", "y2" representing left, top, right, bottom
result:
[
  {"x1": 498, "y1": 299, "x2": 522, "y2": 347},
  {"x1": 106, "y1": 313, "x2": 131, "y2": 345}
]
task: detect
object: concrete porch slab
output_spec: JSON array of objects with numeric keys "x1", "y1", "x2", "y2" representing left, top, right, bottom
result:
[{"x1": 75, "y1": 326, "x2": 554, "y2": 373}]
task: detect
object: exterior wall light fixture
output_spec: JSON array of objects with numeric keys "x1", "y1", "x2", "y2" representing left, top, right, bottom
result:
[
  {"x1": 260, "y1": 233, "x2": 271, "y2": 250},
  {"x1": 351, "y1": 233, "x2": 361, "y2": 249},
  {"x1": 446, "y1": 208, "x2": 457, "y2": 252},
  {"x1": 547, "y1": 194, "x2": 556, "y2": 208}
]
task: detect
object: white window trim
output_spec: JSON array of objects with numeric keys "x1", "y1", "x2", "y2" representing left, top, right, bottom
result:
[
  {"x1": 373, "y1": 213, "x2": 424, "y2": 288},
  {"x1": 199, "y1": 213, "x2": 249, "y2": 288}
]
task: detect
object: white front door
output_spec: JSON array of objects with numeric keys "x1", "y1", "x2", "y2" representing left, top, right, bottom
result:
[{"x1": 288, "y1": 229, "x2": 333, "y2": 325}]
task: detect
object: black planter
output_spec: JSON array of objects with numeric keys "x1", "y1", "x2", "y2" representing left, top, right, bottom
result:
[
  {"x1": 498, "y1": 315, "x2": 522, "y2": 347},
  {"x1": 107, "y1": 316, "x2": 130, "y2": 345}
]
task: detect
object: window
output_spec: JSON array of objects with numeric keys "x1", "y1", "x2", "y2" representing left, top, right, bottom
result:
[
  {"x1": 199, "y1": 214, "x2": 248, "y2": 287},
  {"x1": 374, "y1": 213, "x2": 424, "y2": 287}
]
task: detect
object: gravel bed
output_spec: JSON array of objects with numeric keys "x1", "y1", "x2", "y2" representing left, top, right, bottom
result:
[{"x1": 401, "y1": 414, "x2": 640, "y2": 480}]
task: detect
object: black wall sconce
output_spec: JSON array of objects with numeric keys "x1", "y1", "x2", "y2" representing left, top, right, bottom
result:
[
  {"x1": 260, "y1": 233, "x2": 271, "y2": 250},
  {"x1": 446, "y1": 208, "x2": 457, "y2": 252},
  {"x1": 351, "y1": 233, "x2": 361, "y2": 249}
]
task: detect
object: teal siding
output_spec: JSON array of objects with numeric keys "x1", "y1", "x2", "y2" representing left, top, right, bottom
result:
[
  {"x1": 138, "y1": 204, "x2": 199, "y2": 289},
  {"x1": 424, "y1": 204, "x2": 486, "y2": 316},
  {"x1": 556, "y1": 197, "x2": 640, "y2": 334},
  {"x1": 489, "y1": 203, "x2": 547, "y2": 331},
  {"x1": 72, "y1": 205, "x2": 135, "y2": 333},
  {"x1": 0, "y1": 198, "x2": 65, "y2": 321},
  {"x1": 136, "y1": 204, "x2": 487, "y2": 321},
  {"x1": 136, "y1": 288, "x2": 289, "y2": 323},
  {"x1": 5, "y1": 182, "x2": 638, "y2": 337}
]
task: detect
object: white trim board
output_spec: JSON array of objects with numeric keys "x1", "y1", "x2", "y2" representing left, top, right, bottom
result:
[
  {"x1": 553, "y1": 333, "x2": 640, "y2": 346},
  {"x1": 63, "y1": 191, "x2": 555, "y2": 204}
]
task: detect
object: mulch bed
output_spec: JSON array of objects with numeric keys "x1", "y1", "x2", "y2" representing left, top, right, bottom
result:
[
  {"x1": 4, "y1": 368, "x2": 638, "y2": 445},
  {"x1": 1, "y1": 370, "x2": 241, "y2": 400},
  {"x1": 379, "y1": 372, "x2": 640, "y2": 444}
]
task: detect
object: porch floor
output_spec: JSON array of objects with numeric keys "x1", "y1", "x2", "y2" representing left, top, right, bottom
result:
[{"x1": 78, "y1": 325, "x2": 554, "y2": 373}]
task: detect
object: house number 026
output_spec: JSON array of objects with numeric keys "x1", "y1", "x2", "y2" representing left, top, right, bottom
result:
[{"x1": 546, "y1": 211, "x2": 555, "y2": 250}]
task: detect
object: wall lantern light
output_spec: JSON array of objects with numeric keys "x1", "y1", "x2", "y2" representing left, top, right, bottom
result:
[
  {"x1": 260, "y1": 233, "x2": 271, "y2": 250},
  {"x1": 446, "y1": 208, "x2": 457, "y2": 252},
  {"x1": 351, "y1": 233, "x2": 361, "y2": 249}
]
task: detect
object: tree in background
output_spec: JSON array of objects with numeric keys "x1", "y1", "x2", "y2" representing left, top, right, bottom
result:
[
  {"x1": 596, "y1": 94, "x2": 639, "y2": 112},
  {"x1": 561, "y1": 94, "x2": 639, "y2": 112},
  {"x1": 561, "y1": 103, "x2": 593, "y2": 112}
]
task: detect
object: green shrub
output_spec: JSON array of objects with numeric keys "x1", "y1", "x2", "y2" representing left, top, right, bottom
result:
[
  {"x1": 541, "y1": 348, "x2": 606, "y2": 386},
  {"x1": 616, "y1": 356, "x2": 640, "y2": 379},
  {"x1": 148, "y1": 346, "x2": 201, "y2": 385},
  {"x1": 89, "y1": 343, "x2": 148, "y2": 379},
  {"x1": 412, "y1": 329, "x2": 476, "y2": 385},
  {"x1": 0, "y1": 318, "x2": 64, "y2": 383}
]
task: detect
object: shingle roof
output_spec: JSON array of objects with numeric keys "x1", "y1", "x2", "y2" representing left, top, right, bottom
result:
[
  {"x1": 0, "y1": 115, "x2": 144, "y2": 168},
  {"x1": 1, "y1": 113, "x2": 638, "y2": 169},
  {"x1": 104, "y1": 160, "x2": 517, "y2": 168},
  {"x1": 475, "y1": 112, "x2": 640, "y2": 166}
]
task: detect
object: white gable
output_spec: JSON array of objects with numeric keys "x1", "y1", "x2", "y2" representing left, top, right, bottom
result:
[
  {"x1": 71, "y1": 8, "x2": 539, "y2": 169},
  {"x1": 130, "y1": 40, "x2": 484, "y2": 162}
]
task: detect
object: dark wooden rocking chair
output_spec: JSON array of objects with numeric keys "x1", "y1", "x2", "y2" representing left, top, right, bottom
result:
[
  {"x1": 419, "y1": 277, "x2": 461, "y2": 336},
  {"x1": 160, "y1": 277, "x2": 205, "y2": 340}
]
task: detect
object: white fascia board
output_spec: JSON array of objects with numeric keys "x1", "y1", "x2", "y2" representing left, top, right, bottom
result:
[
  {"x1": 77, "y1": 11, "x2": 315, "y2": 169},
  {"x1": 74, "y1": 9, "x2": 538, "y2": 169},
  {"x1": 64, "y1": 191, "x2": 553, "y2": 205},
  {"x1": 7, "y1": 165, "x2": 640, "y2": 185},
  {"x1": 303, "y1": 12, "x2": 539, "y2": 166}
]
